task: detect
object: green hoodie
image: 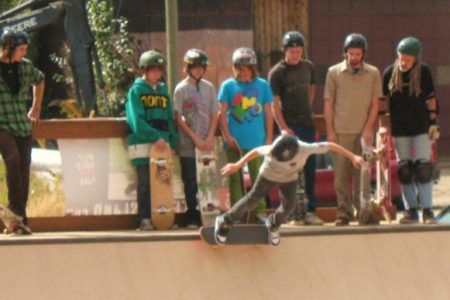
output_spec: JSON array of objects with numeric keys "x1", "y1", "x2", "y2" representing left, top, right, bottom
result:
[{"x1": 126, "y1": 78, "x2": 177, "y2": 166}]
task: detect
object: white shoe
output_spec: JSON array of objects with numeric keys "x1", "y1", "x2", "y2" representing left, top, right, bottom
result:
[
  {"x1": 214, "y1": 215, "x2": 231, "y2": 245},
  {"x1": 137, "y1": 218, "x2": 154, "y2": 231},
  {"x1": 304, "y1": 212, "x2": 324, "y2": 225},
  {"x1": 264, "y1": 216, "x2": 280, "y2": 246}
]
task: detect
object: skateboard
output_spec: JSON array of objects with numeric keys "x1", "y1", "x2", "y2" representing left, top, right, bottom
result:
[
  {"x1": 0, "y1": 204, "x2": 32, "y2": 235},
  {"x1": 196, "y1": 137, "x2": 230, "y2": 226},
  {"x1": 196, "y1": 149, "x2": 219, "y2": 226},
  {"x1": 149, "y1": 141, "x2": 174, "y2": 230},
  {"x1": 199, "y1": 224, "x2": 270, "y2": 245},
  {"x1": 374, "y1": 127, "x2": 393, "y2": 222},
  {"x1": 287, "y1": 171, "x2": 306, "y2": 225},
  {"x1": 359, "y1": 141, "x2": 374, "y2": 223}
]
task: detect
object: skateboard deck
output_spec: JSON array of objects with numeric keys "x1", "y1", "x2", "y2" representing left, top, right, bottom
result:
[
  {"x1": 196, "y1": 137, "x2": 230, "y2": 226},
  {"x1": 0, "y1": 204, "x2": 32, "y2": 235},
  {"x1": 150, "y1": 141, "x2": 174, "y2": 230},
  {"x1": 288, "y1": 171, "x2": 306, "y2": 224},
  {"x1": 359, "y1": 142, "x2": 374, "y2": 223},
  {"x1": 200, "y1": 224, "x2": 270, "y2": 245},
  {"x1": 375, "y1": 127, "x2": 393, "y2": 222}
]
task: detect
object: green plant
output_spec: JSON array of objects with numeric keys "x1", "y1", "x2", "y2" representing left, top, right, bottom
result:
[{"x1": 50, "y1": 0, "x2": 135, "y2": 117}]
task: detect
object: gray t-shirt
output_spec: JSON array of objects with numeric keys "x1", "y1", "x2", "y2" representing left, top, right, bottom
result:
[
  {"x1": 173, "y1": 78, "x2": 219, "y2": 157},
  {"x1": 268, "y1": 59, "x2": 316, "y2": 127},
  {"x1": 256, "y1": 141, "x2": 329, "y2": 183}
]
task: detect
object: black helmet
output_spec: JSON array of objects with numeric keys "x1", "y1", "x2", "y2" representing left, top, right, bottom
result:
[
  {"x1": 232, "y1": 47, "x2": 257, "y2": 66},
  {"x1": 271, "y1": 135, "x2": 299, "y2": 162},
  {"x1": 184, "y1": 48, "x2": 209, "y2": 68},
  {"x1": 139, "y1": 50, "x2": 166, "y2": 68},
  {"x1": 343, "y1": 33, "x2": 367, "y2": 52},
  {"x1": 283, "y1": 31, "x2": 305, "y2": 48},
  {"x1": 0, "y1": 30, "x2": 30, "y2": 49}
]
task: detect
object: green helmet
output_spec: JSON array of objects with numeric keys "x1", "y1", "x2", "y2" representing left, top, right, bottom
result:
[
  {"x1": 232, "y1": 47, "x2": 257, "y2": 66},
  {"x1": 139, "y1": 50, "x2": 166, "y2": 68},
  {"x1": 397, "y1": 37, "x2": 422, "y2": 57},
  {"x1": 184, "y1": 48, "x2": 208, "y2": 68}
]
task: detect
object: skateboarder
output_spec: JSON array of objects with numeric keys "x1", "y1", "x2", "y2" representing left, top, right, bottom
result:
[
  {"x1": 380, "y1": 37, "x2": 438, "y2": 224},
  {"x1": 214, "y1": 135, "x2": 363, "y2": 245},
  {"x1": 126, "y1": 50, "x2": 177, "y2": 231},
  {"x1": 174, "y1": 49, "x2": 219, "y2": 228},
  {"x1": 0, "y1": 30, "x2": 44, "y2": 233}
]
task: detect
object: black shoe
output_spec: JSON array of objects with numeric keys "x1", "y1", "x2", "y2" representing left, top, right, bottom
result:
[
  {"x1": 335, "y1": 217, "x2": 350, "y2": 226},
  {"x1": 422, "y1": 209, "x2": 436, "y2": 224}
]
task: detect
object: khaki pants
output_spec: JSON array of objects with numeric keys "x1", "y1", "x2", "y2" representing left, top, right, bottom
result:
[{"x1": 331, "y1": 134, "x2": 370, "y2": 220}]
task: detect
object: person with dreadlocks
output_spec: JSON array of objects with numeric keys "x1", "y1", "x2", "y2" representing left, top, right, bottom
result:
[
  {"x1": 0, "y1": 30, "x2": 44, "y2": 233},
  {"x1": 173, "y1": 48, "x2": 219, "y2": 228},
  {"x1": 214, "y1": 135, "x2": 363, "y2": 245},
  {"x1": 380, "y1": 37, "x2": 438, "y2": 224}
]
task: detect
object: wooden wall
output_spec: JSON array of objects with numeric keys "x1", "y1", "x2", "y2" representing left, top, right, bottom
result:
[{"x1": 253, "y1": 0, "x2": 309, "y2": 76}]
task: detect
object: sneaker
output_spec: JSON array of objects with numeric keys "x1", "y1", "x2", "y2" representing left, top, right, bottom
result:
[
  {"x1": 422, "y1": 209, "x2": 437, "y2": 225},
  {"x1": 264, "y1": 216, "x2": 280, "y2": 246},
  {"x1": 186, "y1": 222, "x2": 199, "y2": 230},
  {"x1": 335, "y1": 217, "x2": 350, "y2": 226},
  {"x1": 214, "y1": 214, "x2": 231, "y2": 245},
  {"x1": 287, "y1": 219, "x2": 305, "y2": 226},
  {"x1": 137, "y1": 218, "x2": 154, "y2": 231},
  {"x1": 358, "y1": 210, "x2": 380, "y2": 225},
  {"x1": 399, "y1": 209, "x2": 419, "y2": 224},
  {"x1": 304, "y1": 212, "x2": 324, "y2": 225}
]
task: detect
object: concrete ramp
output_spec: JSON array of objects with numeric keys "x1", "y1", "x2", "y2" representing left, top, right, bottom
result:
[{"x1": 0, "y1": 228, "x2": 449, "y2": 300}]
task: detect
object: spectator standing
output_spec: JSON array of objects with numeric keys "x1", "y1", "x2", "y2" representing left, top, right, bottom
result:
[{"x1": 323, "y1": 33, "x2": 382, "y2": 226}]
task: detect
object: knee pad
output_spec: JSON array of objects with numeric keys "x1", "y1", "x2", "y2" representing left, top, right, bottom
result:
[
  {"x1": 397, "y1": 160, "x2": 414, "y2": 184},
  {"x1": 414, "y1": 159, "x2": 433, "y2": 183}
]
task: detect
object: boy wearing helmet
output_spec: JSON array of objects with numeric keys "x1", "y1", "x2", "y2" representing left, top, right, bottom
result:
[
  {"x1": 173, "y1": 49, "x2": 220, "y2": 228},
  {"x1": 381, "y1": 37, "x2": 438, "y2": 224},
  {"x1": 324, "y1": 33, "x2": 382, "y2": 226},
  {"x1": 0, "y1": 30, "x2": 44, "y2": 233},
  {"x1": 268, "y1": 31, "x2": 323, "y2": 226},
  {"x1": 126, "y1": 50, "x2": 177, "y2": 231},
  {"x1": 218, "y1": 47, "x2": 274, "y2": 223},
  {"x1": 214, "y1": 135, "x2": 363, "y2": 245}
]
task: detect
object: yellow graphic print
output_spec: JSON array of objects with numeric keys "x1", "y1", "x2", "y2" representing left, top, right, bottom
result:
[
  {"x1": 242, "y1": 96, "x2": 256, "y2": 110},
  {"x1": 141, "y1": 95, "x2": 168, "y2": 108}
]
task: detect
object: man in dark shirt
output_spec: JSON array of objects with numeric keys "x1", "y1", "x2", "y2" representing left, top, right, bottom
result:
[{"x1": 268, "y1": 31, "x2": 323, "y2": 225}]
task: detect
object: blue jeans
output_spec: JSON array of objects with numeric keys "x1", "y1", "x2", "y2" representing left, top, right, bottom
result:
[
  {"x1": 395, "y1": 134, "x2": 433, "y2": 209},
  {"x1": 179, "y1": 156, "x2": 199, "y2": 213},
  {"x1": 136, "y1": 164, "x2": 150, "y2": 223},
  {"x1": 290, "y1": 125, "x2": 317, "y2": 212}
]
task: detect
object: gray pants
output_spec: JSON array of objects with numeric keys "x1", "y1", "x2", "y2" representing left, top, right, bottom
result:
[{"x1": 225, "y1": 175, "x2": 297, "y2": 228}]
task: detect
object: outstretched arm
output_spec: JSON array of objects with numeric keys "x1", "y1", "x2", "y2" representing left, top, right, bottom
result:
[
  {"x1": 221, "y1": 149, "x2": 260, "y2": 176},
  {"x1": 328, "y1": 142, "x2": 363, "y2": 168}
]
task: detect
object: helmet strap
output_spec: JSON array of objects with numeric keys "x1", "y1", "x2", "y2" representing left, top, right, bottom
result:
[{"x1": 187, "y1": 68, "x2": 202, "y2": 92}]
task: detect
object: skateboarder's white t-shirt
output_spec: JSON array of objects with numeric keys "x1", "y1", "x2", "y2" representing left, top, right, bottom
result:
[{"x1": 256, "y1": 141, "x2": 329, "y2": 183}]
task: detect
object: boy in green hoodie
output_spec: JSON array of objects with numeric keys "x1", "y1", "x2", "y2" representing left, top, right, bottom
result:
[{"x1": 126, "y1": 50, "x2": 177, "y2": 230}]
